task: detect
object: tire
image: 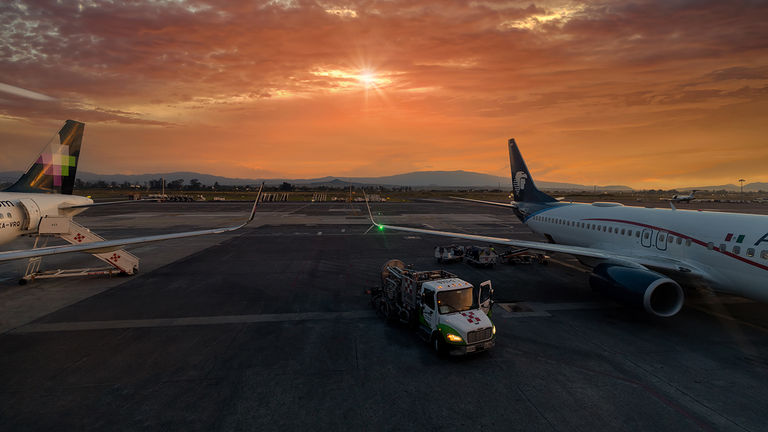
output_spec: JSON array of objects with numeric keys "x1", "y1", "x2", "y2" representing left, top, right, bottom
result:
[
  {"x1": 379, "y1": 301, "x2": 390, "y2": 321},
  {"x1": 433, "y1": 334, "x2": 444, "y2": 355}
]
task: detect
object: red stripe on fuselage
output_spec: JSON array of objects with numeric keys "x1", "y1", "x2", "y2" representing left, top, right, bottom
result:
[{"x1": 583, "y1": 218, "x2": 768, "y2": 272}]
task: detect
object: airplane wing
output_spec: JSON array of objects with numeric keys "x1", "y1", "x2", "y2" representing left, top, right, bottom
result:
[
  {"x1": 60, "y1": 199, "x2": 157, "y2": 209},
  {"x1": 365, "y1": 197, "x2": 705, "y2": 276},
  {"x1": 449, "y1": 196, "x2": 518, "y2": 208},
  {"x1": 0, "y1": 186, "x2": 263, "y2": 263}
]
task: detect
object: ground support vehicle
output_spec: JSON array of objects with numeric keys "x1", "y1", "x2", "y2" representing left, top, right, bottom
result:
[
  {"x1": 371, "y1": 259, "x2": 496, "y2": 356},
  {"x1": 498, "y1": 248, "x2": 549, "y2": 265},
  {"x1": 434, "y1": 244, "x2": 465, "y2": 263},
  {"x1": 465, "y1": 246, "x2": 498, "y2": 268}
]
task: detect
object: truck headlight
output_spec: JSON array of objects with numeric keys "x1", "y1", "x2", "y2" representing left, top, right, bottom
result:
[
  {"x1": 492, "y1": 324, "x2": 496, "y2": 335},
  {"x1": 446, "y1": 333, "x2": 463, "y2": 343}
]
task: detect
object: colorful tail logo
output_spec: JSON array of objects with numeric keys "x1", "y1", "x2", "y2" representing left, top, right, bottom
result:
[{"x1": 4, "y1": 120, "x2": 84, "y2": 195}]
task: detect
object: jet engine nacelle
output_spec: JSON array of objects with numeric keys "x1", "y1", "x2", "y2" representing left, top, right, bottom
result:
[{"x1": 589, "y1": 263, "x2": 684, "y2": 317}]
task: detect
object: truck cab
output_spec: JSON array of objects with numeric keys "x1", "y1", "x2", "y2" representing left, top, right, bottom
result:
[{"x1": 419, "y1": 278, "x2": 495, "y2": 355}]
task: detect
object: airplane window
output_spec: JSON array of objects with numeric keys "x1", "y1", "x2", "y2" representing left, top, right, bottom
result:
[
  {"x1": 677, "y1": 237, "x2": 682, "y2": 245},
  {"x1": 603, "y1": 226, "x2": 607, "y2": 232},
  {"x1": 627, "y1": 230, "x2": 632, "y2": 236},
  {"x1": 707, "y1": 242, "x2": 714, "y2": 250},
  {"x1": 644, "y1": 232, "x2": 649, "y2": 239},
  {"x1": 5, "y1": 213, "x2": 9, "y2": 218},
  {"x1": 659, "y1": 235, "x2": 666, "y2": 242},
  {"x1": 608, "y1": 227, "x2": 612, "y2": 233},
  {"x1": 747, "y1": 248, "x2": 755, "y2": 257},
  {"x1": 720, "y1": 243, "x2": 726, "y2": 252},
  {"x1": 762, "y1": 250, "x2": 768, "y2": 260},
  {"x1": 667, "y1": 235, "x2": 673, "y2": 243},
  {"x1": 733, "y1": 246, "x2": 741, "y2": 255},
  {"x1": 686, "y1": 239, "x2": 691, "y2": 246},
  {"x1": 621, "y1": 229, "x2": 625, "y2": 235},
  {"x1": 636, "y1": 231, "x2": 641, "y2": 238}
]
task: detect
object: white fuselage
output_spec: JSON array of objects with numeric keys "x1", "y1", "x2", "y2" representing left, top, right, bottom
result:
[
  {"x1": 524, "y1": 202, "x2": 768, "y2": 302},
  {"x1": 0, "y1": 192, "x2": 92, "y2": 245}
]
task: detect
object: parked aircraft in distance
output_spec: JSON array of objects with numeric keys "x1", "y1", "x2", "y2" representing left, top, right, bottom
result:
[
  {"x1": 670, "y1": 190, "x2": 697, "y2": 203},
  {"x1": 0, "y1": 120, "x2": 259, "y2": 281},
  {"x1": 368, "y1": 140, "x2": 768, "y2": 317}
]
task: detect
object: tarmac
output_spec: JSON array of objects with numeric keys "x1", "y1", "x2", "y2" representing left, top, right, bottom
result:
[{"x1": 1, "y1": 200, "x2": 767, "y2": 431}]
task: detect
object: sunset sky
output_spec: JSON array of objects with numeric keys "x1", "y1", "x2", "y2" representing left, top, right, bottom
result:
[{"x1": 1, "y1": 0, "x2": 767, "y2": 188}]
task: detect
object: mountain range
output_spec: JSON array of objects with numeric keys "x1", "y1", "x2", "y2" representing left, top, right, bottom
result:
[{"x1": 0, "y1": 169, "x2": 765, "y2": 191}]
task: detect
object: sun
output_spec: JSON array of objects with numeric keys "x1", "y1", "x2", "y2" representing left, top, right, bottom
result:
[{"x1": 357, "y1": 70, "x2": 378, "y2": 88}]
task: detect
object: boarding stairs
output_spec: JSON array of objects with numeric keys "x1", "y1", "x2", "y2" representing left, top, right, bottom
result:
[{"x1": 22, "y1": 217, "x2": 139, "y2": 284}]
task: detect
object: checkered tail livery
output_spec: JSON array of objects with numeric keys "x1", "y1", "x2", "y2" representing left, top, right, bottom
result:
[{"x1": 4, "y1": 120, "x2": 84, "y2": 195}]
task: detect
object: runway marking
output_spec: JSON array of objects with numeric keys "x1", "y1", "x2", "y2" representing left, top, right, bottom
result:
[
  {"x1": 12, "y1": 310, "x2": 377, "y2": 333},
  {"x1": 496, "y1": 301, "x2": 618, "y2": 318},
  {"x1": 687, "y1": 304, "x2": 768, "y2": 335},
  {"x1": 547, "y1": 257, "x2": 591, "y2": 273}
]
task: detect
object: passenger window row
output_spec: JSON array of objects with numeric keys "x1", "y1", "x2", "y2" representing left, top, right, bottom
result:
[
  {"x1": 533, "y1": 215, "x2": 768, "y2": 260},
  {"x1": 706, "y1": 242, "x2": 766, "y2": 259}
]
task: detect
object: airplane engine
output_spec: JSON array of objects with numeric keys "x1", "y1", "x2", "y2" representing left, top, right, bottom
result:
[
  {"x1": 589, "y1": 263, "x2": 684, "y2": 317},
  {"x1": 16, "y1": 198, "x2": 43, "y2": 231}
]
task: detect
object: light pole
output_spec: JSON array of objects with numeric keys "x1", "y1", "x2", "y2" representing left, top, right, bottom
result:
[{"x1": 739, "y1": 179, "x2": 746, "y2": 194}]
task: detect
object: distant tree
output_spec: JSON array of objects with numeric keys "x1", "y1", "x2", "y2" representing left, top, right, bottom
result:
[
  {"x1": 167, "y1": 179, "x2": 184, "y2": 190},
  {"x1": 213, "y1": 181, "x2": 220, "y2": 190},
  {"x1": 149, "y1": 178, "x2": 163, "y2": 190},
  {"x1": 188, "y1": 178, "x2": 202, "y2": 190},
  {"x1": 279, "y1": 182, "x2": 293, "y2": 191}
]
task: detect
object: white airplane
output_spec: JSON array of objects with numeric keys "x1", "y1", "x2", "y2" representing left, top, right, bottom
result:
[
  {"x1": 0, "y1": 120, "x2": 259, "y2": 275},
  {"x1": 368, "y1": 139, "x2": 768, "y2": 317},
  {"x1": 670, "y1": 190, "x2": 697, "y2": 203}
]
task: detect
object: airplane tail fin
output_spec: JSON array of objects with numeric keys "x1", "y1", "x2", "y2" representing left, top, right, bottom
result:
[
  {"x1": 4, "y1": 120, "x2": 84, "y2": 195},
  {"x1": 508, "y1": 139, "x2": 557, "y2": 203}
]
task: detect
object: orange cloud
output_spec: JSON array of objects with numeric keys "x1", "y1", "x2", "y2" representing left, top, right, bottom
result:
[{"x1": 1, "y1": 0, "x2": 767, "y2": 188}]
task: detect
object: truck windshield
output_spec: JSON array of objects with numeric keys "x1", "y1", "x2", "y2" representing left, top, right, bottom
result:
[{"x1": 437, "y1": 288, "x2": 474, "y2": 314}]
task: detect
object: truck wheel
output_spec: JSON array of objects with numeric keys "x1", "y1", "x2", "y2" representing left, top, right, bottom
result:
[
  {"x1": 433, "y1": 335, "x2": 444, "y2": 355},
  {"x1": 379, "y1": 302, "x2": 390, "y2": 320}
]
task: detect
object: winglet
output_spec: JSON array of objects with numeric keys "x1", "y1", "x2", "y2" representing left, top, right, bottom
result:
[
  {"x1": 246, "y1": 183, "x2": 264, "y2": 224},
  {"x1": 363, "y1": 191, "x2": 383, "y2": 230}
]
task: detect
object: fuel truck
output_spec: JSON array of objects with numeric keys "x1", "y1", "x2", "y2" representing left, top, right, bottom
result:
[{"x1": 371, "y1": 259, "x2": 496, "y2": 355}]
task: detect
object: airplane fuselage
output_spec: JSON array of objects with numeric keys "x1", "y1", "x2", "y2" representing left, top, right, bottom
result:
[
  {"x1": 522, "y1": 202, "x2": 768, "y2": 302},
  {"x1": 0, "y1": 192, "x2": 92, "y2": 245}
]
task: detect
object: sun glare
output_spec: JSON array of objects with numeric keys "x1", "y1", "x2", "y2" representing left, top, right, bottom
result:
[{"x1": 357, "y1": 71, "x2": 377, "y2": 88}]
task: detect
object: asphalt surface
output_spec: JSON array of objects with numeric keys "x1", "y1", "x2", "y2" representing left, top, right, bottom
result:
[{"x1": 1, "y1": 201, "x2": 767, "y2": 431}]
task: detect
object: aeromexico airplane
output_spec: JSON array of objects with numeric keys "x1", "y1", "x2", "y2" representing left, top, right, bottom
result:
[
  {"x1": 369, "y1": 140, "x2": 768, "y2": 317},
  {"x1": 0, "y1": 120, "x2": 258, "y2": 263}
]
